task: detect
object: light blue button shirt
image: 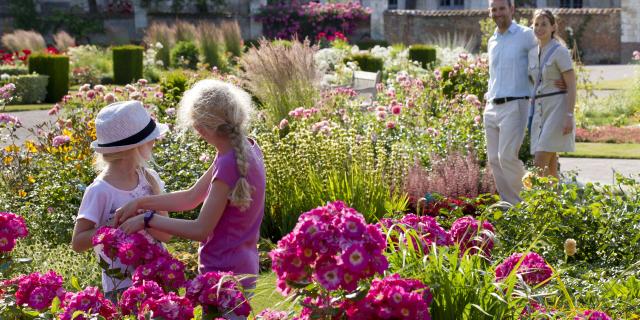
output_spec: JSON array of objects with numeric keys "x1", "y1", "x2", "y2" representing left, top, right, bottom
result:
[{"x1": 486, "y1": 22, "x2": 537, "y2": 101}]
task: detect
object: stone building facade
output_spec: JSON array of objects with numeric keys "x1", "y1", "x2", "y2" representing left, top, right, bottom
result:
[{"x1": 375, "y1": 0, "x2": 639, "y2": 63}]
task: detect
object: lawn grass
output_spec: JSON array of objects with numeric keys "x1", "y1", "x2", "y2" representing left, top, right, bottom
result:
[
  {"x1": 579, "y1": 78, "x2": 635, "y2": 91},
  {"x1": 561, "y1": 142, "x2": 640, "y2": 159},
  {"x1": 2, "y1": 103, "x2": 53, "y2": 112},
  {"x1": 250, "y1": 272, "x2": 295, "y2": 315}
]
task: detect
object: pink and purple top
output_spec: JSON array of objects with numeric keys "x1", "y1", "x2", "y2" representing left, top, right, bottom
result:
[{"x1": 198, "y1": 139, "x2": 266, "y2": 289}]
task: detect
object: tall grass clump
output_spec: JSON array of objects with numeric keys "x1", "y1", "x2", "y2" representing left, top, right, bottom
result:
[
  {"x1": 1, "y1": 29, "x2": 46, "y2": 52},
  {"x1": 144, "y1": 22, "x2": 176, "y2": 68},
  {"x1": 239, "y1": 38, "x2": 320, "y2": 125},
  {"x1": 196, "y1": 22, "x2": 226, "y2": 70},
  {"x1": 220, "y1": 20, "x2": 244, "y2": 59},
  {"x1": 53, "y1": 30, "x2": 76, "y2": 52},
  {"x1": 175, "y1": 20, "x2": 197, "y2": 43}
]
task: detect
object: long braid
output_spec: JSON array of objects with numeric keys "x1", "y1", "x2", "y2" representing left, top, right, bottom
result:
[{"x1": 228, "y1": 128, "x2": 253, "y2": 211}]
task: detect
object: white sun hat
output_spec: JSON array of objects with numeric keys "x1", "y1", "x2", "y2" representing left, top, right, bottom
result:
[{"x1": 91, "y1": 100, "x2": 169, "y2": 154}]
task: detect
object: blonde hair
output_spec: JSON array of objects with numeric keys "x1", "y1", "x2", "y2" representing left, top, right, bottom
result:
[
  {"x1": 94, "y1": 147, "x2": 161, "y2": 195},
  {"x1": 177, "y1": 79, "x2": 255, "y2": 211}
]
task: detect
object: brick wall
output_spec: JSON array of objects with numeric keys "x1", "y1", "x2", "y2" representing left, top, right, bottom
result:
[{"x1": 384, "y1": 8, "x2": 622, "y2": 64}]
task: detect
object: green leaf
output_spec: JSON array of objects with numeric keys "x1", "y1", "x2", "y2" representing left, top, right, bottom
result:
[
  {"x1": 71, "y1": 276, "x2": 81, "y2": 291},
  {"x1": 51, "y1": 296, "x2": 61, "y2": 313}
]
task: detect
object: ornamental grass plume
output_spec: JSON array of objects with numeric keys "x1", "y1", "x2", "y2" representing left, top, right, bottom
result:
[
  {"x1": 565, "y1": 238, "x2": 577, "y2": 257},
  {"x1": 196, "y1": 22, "x2": 226, "y2": 70},
  {"x1": 53, "y1": 31, "x2": 76, "y2": 52},
  {"x1": 220, "y1": 20, "x2": 244, "y2": 59},
  {"x1": 144, "y1": 22, "x2": 176, "y2": 67},
  {"x1": 1, "y1": 29, "x2": 46, "y2": 52},
  {"x1": 239, "y1": 38, "x2": 321, "y2": 126},
  {"x1": 495, "y1": 252, "x2": 553, "y2": 287}
]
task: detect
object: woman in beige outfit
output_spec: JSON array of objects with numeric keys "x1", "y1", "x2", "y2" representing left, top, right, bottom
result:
[{"x1": 528, "y1": 9, "x2": 576, "y2": 178}]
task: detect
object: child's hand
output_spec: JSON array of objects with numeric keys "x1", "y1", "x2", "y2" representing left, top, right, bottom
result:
[
  {"x1": 114, "y1": 200, "x2": 141, "y2": 226},
  {"x1": 119, "y1": 214, "x2": 145, "y2": 234}
]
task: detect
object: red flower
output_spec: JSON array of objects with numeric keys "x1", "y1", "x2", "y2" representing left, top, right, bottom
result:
[
  {"x1": 46, "y1": 46, "x2": 60, "y2": 54},
  {"x1": 22, "y1": 49, "x2": 31, "y2": 55}
]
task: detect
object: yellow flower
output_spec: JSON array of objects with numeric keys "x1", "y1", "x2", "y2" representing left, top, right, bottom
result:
[
  {"x1": 18, "y1": 189, "x2": 27, "y2": 197},
  {"x1": 27, "y1": 176, "x2": 35, "y2": 184},
  {"x1": 4, "y1": 144, "x2": 19, "y2": 153},
  {"x1": 24, "y1": 140, "x2": 37, "y2": 153},
  {"x1": 522, "y1": 171, "x2": 535, "y2": 189},
  {"x1": 3, "y1": 156, "x2": 13, "y2": 165},
  {"x1": 564, "y1": 238, "x2": 577, "y2": 256}
]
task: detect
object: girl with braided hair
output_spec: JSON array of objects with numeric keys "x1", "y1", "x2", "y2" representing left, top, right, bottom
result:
[{"x1": 116, "y1": 79, "x2": 266, "y2": 296}]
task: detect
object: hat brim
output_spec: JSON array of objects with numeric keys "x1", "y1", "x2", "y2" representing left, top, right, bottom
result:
[{"x1": 91, "y1": 122, "x2": 170, "y2": 154}]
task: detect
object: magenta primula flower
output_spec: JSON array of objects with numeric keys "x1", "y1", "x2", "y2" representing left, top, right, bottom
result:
[
  {"x1": 270, "y1": 201, "x2": 388, "y2": 294},
  {"x1": 185, "y1": 271, "x2": 250, "y2": 316},
  {"x1": 59, "y1": 287, "x2": 117, "y2": 320},
  {"x1": 119, "y1": 280, "x2": 164, "y2": 315},
  {"x1": 344, "y1": 274, "x2": 432, "y2": 320},
  {"x1": 495, "y1": 252, "x2": 553, "y2": 287},
  {"x1": 0, "y1": 212, "x2": 28, "y2": 253},
  {"x1": 5, "y1": 271, "x2": 65, "y2": 311},
  {"x1": 449, "y1": 216, "x2": 495, "y2": 256},
  {"x1": 574, "y1": 310, "x2": 612, "y2": 320},
  {"x1": 378, "y1": 214, "x2": 452, "y2": 254},
  {"x1": 132, "y1": 256, "x2": 186, "y2": 290},
  {"x1": 139, "y1": 292, "x2": 194, "y2": 320}
]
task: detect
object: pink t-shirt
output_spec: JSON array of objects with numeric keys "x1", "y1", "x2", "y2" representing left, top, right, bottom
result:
[{"x1": 198, "y1": 139, "x2": 266, "y2": 288}]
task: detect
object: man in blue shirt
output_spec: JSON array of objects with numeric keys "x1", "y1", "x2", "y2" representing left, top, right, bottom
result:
[{"x1": 484, "y1": 0, "x2": 536, "y2": 204}]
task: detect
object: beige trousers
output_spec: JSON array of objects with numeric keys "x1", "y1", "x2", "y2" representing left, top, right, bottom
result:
[{"x1": 483, "y1": 99, "x2": 529, "y2": 204}]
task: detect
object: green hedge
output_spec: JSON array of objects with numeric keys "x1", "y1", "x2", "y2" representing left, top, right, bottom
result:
[
  {"x1": 0, "y1": 65, "x2": 29, "y2": 76},
  {"x1": 160, "y1": 70, "x2": 189, "y2": 104},
  {"x1": 2, "y1": 74, "x2": 49, "y2": 104},
  {"x1": 409, "y1": 44, "x2": 437, "y2": 68},
  {"x1": 346, "y1": 53, "x2": 384, "y2": 73},
  {"x1": 28, "y1": 54, "x2": 69, "y2": 103},
  {"x1": 112, "y1": 45, "x2": 143, "y2": 85},
  {"x1": 355, "y1": 39, "x2": 389, "y2": 51},
  {"x1": 171, "y1": 41, "x2": 199, "y2": 70}
]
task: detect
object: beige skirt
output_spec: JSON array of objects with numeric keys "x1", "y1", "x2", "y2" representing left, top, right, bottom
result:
[{"x1": 530, "y1": 93, "x2": 575, "y2": 155}]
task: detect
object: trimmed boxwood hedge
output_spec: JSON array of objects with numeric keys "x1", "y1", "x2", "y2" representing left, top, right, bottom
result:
[
  {"x1": 28, "y1": 54, "x2": 69, "y2": 103},
  {"x1": 1, "y1": 74, "x2": 49, "y2": 104},
  {"x1": 409, "y1": 44, "x2": 437, "y2": 68},
  {"x1": 346, "y1": 53, "x2": 383, "y2": 73},
  {"x1": 112, "y1": 45, "x2": 143, "y2": 85}
]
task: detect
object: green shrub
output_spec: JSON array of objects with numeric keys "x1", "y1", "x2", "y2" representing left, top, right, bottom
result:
[
  {"x1": 28, "y1": 54, "x2": 69, "y2": 103},
  {"x1": 160, "y1": 70, "x2": 189, "y2": 103},
  {"x1": 3, "y1": 74, "x2": 48, "y2": 104},
  {"x1": 170, "y1": 41, "x2": 199, "y2": 70},
  {"x1": 355, "y1": 39, "x2": 389, "y2": 50},
  {"x1": 0, "y1": 65, "x2": 28, "y2": 76},
  {"x1": 346, "y1": 53, "x2": 384, "y2": 72},
  {"x1": 112, "y1": 45, "x2": 143, "y2": 84},
  {"x1": 271, "y1": 39, "x2": 293, "y2": 48},
  {"x1": 409, "y1": 44, "x2": 437, "y2": 68}
]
